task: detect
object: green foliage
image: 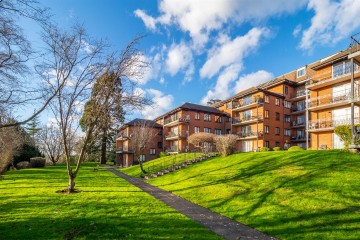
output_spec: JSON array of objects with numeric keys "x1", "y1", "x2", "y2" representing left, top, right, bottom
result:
[
  {"x1": 334, "y1": 125, "x2": 351, "y2": 150},
  {"x1": 159, "y1": 152, "x2": 167, "y2": 158},
  {"x1": 288, "y1": 146, "x2": 305, "y2": 151},
  {"x1": 259, "y1": 147, "x2": 270, "y2": 152},
  {"x1": 149, "y1": 150, "x2": 360, "y2": 240},
  {"x1": 272, "y1": 147, "x2": 281, "y2": 151},
  {"x1": 13, "y1": 143, "x2": 42, "y2": 166},
  {"x1": 0, "y1": 164, "x2": 219, "y2": 239}
]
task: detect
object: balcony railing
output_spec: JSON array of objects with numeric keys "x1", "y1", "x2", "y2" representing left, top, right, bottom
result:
[
  {"x1": 290, "y1": 135, "x2": 306, "y2": 141},
  {"x1": 117, "y1": 132, "x2": 128, "y2": 139},
  {"x1": 308, "y1": 116, "x2": 359, "y2": 130},
  {"x1": 164, "y1": 115, "x2": 190, "y2": 125},
  {"x1": 291, "y1": 89, "x2": 307, "y2": 98},
  {"x1": 166, "y1": 146, "x2": 179, "y2": 152},
  {"x1": 116, "y1": 147, "x2": 133, "y2": 153},
  {"x1": 291, "y1": 121, "x2": 305, "y2": 127},
  {"x1": 237, "y1": 131, "x2": 264, "y2": 139},
  {"x1": 232, "y1": 97, "x2": 263, "y2": 109},
  {"x1": 232, "y1": 115, "x2": 263, "y2": 124},
  {"x1": 307, "y1": 91, "x2": 352, "y2": 109},
  {"x1": 291, "y1": 106, "x2": 306, "y2": 113},
  {"x1": 307, "y1": 68, "x2": 359, "y2": 87},
  {"x1": 165, "y1": 130, "x2": 187, "y2": 139}
]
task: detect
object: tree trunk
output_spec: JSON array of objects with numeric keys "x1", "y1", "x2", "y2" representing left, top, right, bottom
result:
[
  {"x1": 139, "y1": 160, "x2": 147, "y2": 174},
  {"x1": 100, "y1": 129, "x2": 107, "y2": 164},
  {"x1": 68, "y1": 175, "x2": 75, "y2": 193}
]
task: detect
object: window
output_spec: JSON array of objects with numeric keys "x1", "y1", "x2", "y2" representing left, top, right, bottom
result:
[
  {"x1": 296, "y1": 115, "x2": 305, "y2": 125},
  {"x1": 150, "y1": 149, "x2": 156, "y2": 155},
  {"x1": 264, "y1": 125, "x2": 269, "y2": 133},
  {"x1": 204, "y1": 127, "x2": 211, "y2": 133},
  {"x1": 275, "y1": 142, "x2": 280, "y2": 147},
  {"x1": 226, "y1": 129, "x2": 231, "y2": 134},
  {"x1": 215, "y1": 129, "x2": 222, "y2": 135},
  {"x1": 284, "y1": 100, "x2": 291, "y2": 109},
  {"x1": 139, "y1": 154, "x2": 146, "y2": 162},
  {"x1": 284, "y1": 115, "x2": 291, "y2": 123},
  {"x1": 276, "y1": 112, "x2": 280, "y2": 120},
  {"x1": 284, "y1": 86, "x2": 288, "y2": 95},
  {"x1": 226, "y1": 117, "x2": 231, "y2": 122},
  {"x1": 194, "y1": 126, "x2": 200, "y2": 133},
  {"x1": 195, "y1": 112, "x2": 200, "y2": 120},
  {"x1": 284, "y1": 129, "x2": 291, "y2": 136},
  {"x1": 204, "y1": 113, "x2": 211, "y2": 121},
  {"x1": 265, "y1": 110, "x2": 269, "y2": 118},
  {"x1": 157, "y1": 142, "x2": 163, "y2": 149},
  {"x1": 297, "y1": 67, "x2": 306, "y2": 78},
  {"x1": 226, "y1": 102, "x2": 232, "y2": 109},
  {"x1": 216, "y1": 116, "x2": 222, "y2": 123},
  {"x1": 265, "y1": 95, "x2": 270, "y2": 103},
  {"x1": 275, "y1": 127, "x2": 280, "y2": 135},
  {"x1": 265, "y1": 141, "x2": 270, "y2": 148},
  {"x1": 242, "y1": 95, "x2": 252, "y2": 106},
  {"x1": 275, "y1": 98, "x2": 280, "y2": 106},
  {"x1": 242, "y1": 110, "x2": 252, "y2": 121},
  {"x1": 332, "y1": 60, "x2": 358, "y2": 78}
]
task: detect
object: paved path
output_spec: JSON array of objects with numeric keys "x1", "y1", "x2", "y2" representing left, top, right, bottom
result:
[{"x1": 104, "y1": 166, "x2": 277, "y2": 240}]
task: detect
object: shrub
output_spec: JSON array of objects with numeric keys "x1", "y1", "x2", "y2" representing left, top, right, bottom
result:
[
  {"x1": 16, "y1": 161, "x2": 31, "y2": 169},
  {"x1": 288, "y1": 146, "x2": 304, "y2": 151},
  {"x1": 30, "y1": 157, "x2": 46, "y2": 168},
  {"x1": 273, "y1": 147, "x2": 281, "y2": 151},
  {"x1": 260, "y1": 147, "x2": 270, "y2": 152},
  {"x1": 214, "y1": 134, "x2": 238, "y2": 157},
  {"x1": 159, "y1": 152, "x2": 167, "y2": 158}
]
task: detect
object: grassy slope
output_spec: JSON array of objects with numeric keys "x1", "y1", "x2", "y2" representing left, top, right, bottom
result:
[
  {"x1": 122, "y1": 152, "x2": 203, "y2": 177},
  {"x1": 0, "y1": 163, "x2": 220, "y2": 240},
  {"x1": 148, "y1": 150, "x2": 360, "y2": 240}
]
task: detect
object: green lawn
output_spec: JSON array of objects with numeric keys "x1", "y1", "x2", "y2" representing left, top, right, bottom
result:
[
  {"x1": 147, "y1": 150, "x2": 360, "y2": 240},
  {"x1": 0, "y1": 163, "x2": 220, "y2": 239},
  {"x1": 121, "y1": 152, "x2": 204, "y2": 177}
]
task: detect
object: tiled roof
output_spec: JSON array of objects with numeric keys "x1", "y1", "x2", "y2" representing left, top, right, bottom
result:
[
  {"x1": 123, "y1": 118, "x2": 163, "y2": 128},
  {"x1": 154, "y1": 102, "x2": 228, "y2": 120}
]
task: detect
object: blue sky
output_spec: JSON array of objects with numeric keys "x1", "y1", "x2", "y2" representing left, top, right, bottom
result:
[{"x1": 22, "y1": 0, "x2": 360, "y2": 122}]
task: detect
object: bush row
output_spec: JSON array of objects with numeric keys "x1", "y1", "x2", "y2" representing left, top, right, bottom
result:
[{"x1": 259, "y1": 146, "x2": 305, "y2": 152}]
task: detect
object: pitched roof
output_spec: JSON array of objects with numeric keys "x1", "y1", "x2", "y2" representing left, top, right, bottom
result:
[
  {"x1": 122, "y1": 118, "x2": 162, "y2": 129},
  {"x1": 154, "y1": 102, "x2": 228, "y2": 120}
]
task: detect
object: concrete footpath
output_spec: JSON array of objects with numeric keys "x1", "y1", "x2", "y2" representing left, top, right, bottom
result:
[{"x1": 104, "y1": 166, "x2": 277, "y2": 240}]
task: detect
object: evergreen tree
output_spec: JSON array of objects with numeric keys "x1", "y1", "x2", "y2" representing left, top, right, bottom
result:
[{"x1": 25, "y1": 111, "x2": 42, "y2": 145}]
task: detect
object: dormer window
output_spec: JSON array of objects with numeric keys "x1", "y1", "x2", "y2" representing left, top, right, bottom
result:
[{"x1": 297, "y1": 67, "x2": 306, "y2": 78}]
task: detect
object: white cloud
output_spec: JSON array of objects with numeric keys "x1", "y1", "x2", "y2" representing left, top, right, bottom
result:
[
  {"x1": 140, "y1": 89, "x2": 174, "y2": 119},
  {"x1": 293, "y1": 24, "x2": 302, "y2": 37},
  {"x1": 234, "y1": 70, "x2": 274, "y2": 93},
  {"x1": 200, "y1": 64, "x2": 242, "y2": 105},
  {"x1": 135, "y1": 0, "x2": 306, "y2": 48},
  {"x1": 165, "y1": 42, "x2": 194, "y2": 81},
  {"x1": 299, "y1": 0, "x2": 360, "y2": 50},
  {"x1": 159, "y1": 77, "x2": 165, "y2": 85},
  {"x1": 200, "y1": 27, "x2": 269, "y2": 79}
]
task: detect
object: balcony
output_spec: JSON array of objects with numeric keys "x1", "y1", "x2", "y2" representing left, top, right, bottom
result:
[
  {"x1": 307, "y1": 91, "x2": 352, "y2": 111},
  {"x1": 291, "y1": 121, "x2": 306, "y2": 128},
  {"x1": 116, "y1": 147, "x2": 133, "y2": 153},
  {"x1": 116, "y1": 132, "x2": 129, "y2": 140},
  {"x1": 165, "y1": 130, "x2": 188, "y2": 140},
  {"x1": 232, "y1": 115, "x2": 263, "y2": 126},
  {"x1": 164, "y1": 115, "x2": 190, "y2": 127},
  {"x1": 166, "y1": 146, "x2": 179, "y2": 153},
  {"x1": 290, "y1": 106, "x2": 306, "y2": 115},
  {"x1": 306, "y1": 69, "x2": 360, "y2": 90},
  {"x1": 290, "y1": 89, "x2": 308, "y2": 101},
  {"x1": 308, "y1": 116, "x2": 359, "y2": 132},
  {"x1": 232, "y1": 98, "x2": 264, "y2": 112},
  {"x1": 290, "y1": 135, "x2": 307, "y2": 142},
  {"x1": 237, "y1": 131, "x2": 264, "y2": 139}
]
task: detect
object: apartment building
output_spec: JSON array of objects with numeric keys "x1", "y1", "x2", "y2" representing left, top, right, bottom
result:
[
  {"x1": 154, "y1": 103, "x2": 231, "y2": 152},
  {"x1": 305, "y1": 42, "x2": 360, "y2": 150},
  {"x1": 115, "y1": 118, "x2": 163, "y2": 167}
]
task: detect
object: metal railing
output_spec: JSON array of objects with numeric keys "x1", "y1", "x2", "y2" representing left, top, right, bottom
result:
[
  {"x1": 308, "y1": 116, "x2": 359, "y2": 130},
  {"x1": 232, "y1": 115, "x2": 263, "y2": 124},
  {"x1": 291, "y1": 89, "x2": 307, "y2": 98},
  {"x1": 307, "y1": 67, "x2": 359, "y2": 86},
  {"x1": 237, "y1": 131, "x2": 263, "y2": 138},
  {"x1": 307, "y1": 91, "x2": 352, "y2": 108},
  {"x1": 116, "y1": 147, "x2": 133, "y2": 153},
  {"x1": 164, "y1": 115, "x2": 190, "y2": 125},
  {"x1": 232, "y1": 97, "x2": 263, "y2": 109},
  {"x1": 291, "y1": 135, "x2": 306, "y2": 141},
  {"x1": 165, "y1": 130, "x2": 188, "y2": 139}
]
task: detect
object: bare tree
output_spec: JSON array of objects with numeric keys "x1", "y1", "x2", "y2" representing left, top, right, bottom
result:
[
  {"x1": 214, "y1": 134, "x2": 238, "y2": 157},
  {"x1": 129, "y1": 122, "x2": 157, "y2": 174},
  {"x1": 42, "y1": 23, "x2": 149, "y2": 193},
  {"x1": 0, "y1": 0, "x2": 55, "y2": 128},
  {"x1": 38, "y1": 125, "x2": 64, "y2": 165},
  {"x1": 188, "y1": 132, "x2": 215, "y2": 153}
]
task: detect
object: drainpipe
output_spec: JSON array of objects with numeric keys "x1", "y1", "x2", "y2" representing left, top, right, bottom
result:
[
  {"x1": 305, "y1": 87, "x2": 309, "y2": 149},
  {"x1": 351, "y1": 58, "x2": 355, "y2": 145}
]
